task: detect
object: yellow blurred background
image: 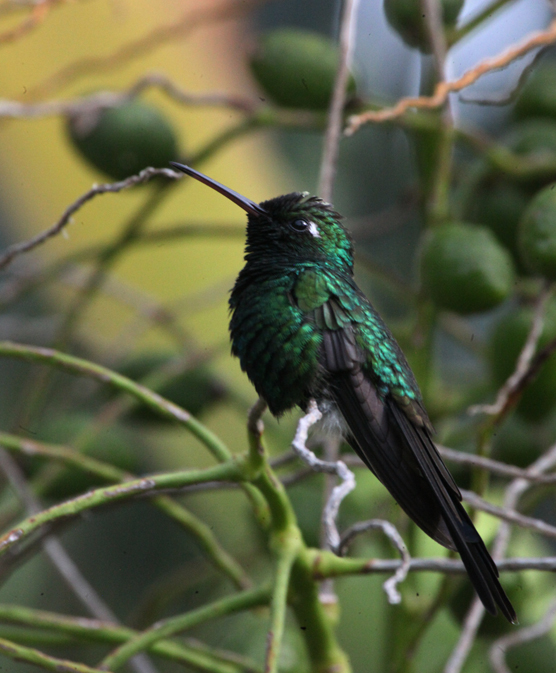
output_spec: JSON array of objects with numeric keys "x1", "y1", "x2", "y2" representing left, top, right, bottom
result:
[{"x1": 0, "y1": 0, "x2": 288, "y2": 348}]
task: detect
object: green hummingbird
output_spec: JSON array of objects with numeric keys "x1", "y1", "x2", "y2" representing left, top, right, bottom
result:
[{"x1": 170, "y1": 161, "x2": 517, "y2": 623}]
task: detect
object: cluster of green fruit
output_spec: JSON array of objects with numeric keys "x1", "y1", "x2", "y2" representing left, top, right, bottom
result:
[
  {"x1": 381, "y1": 1, "x2": 556, "y2": 427},
  {"x1": 65, "y1": 1, "x2": 467, "y2": 177},
  {"x1": 421, "y1": 64, "x2": 556, "y2": 425},
  {"x1": 421, "y1": 82, "x2": 556, "y2": 317},
  {"x1": 65, "y1": 28, "x2": 358, "y2": 180}
]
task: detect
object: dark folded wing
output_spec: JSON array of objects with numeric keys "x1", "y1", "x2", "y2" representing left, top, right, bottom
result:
[
  {"x1": 321, "y1": 326, "x2": 517, "y2": 623},
  {"x1": 323, "y1": 328, "x2": 456, "y2": 549}
]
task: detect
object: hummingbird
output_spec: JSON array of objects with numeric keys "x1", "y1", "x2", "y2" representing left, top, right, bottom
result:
[{"x1": 170, "y1": 161, "x2": 517, "y2": 623}]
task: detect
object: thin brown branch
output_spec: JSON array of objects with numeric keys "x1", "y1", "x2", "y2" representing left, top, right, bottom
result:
[
  {"x1": 346, "y1": 19, "x2": 556, "y2": 135},
  {"x1": 470, "y1": 283, "x2": 552, "y2": 418},
  {"x1": 460, "y1": 489, "x2": 556, "y2": 540},
  {"x1": 459, "y1": 46, "x2": 549, "y2": 106},
  {"x1": 0, "y1": 167, "x2": 180, "y2": 271},
  {"x1": 127, "y1": 73, "x2": 257, "y2": 114},
  {"x1": 317, "y1": 0, "x2": 359, "y2": 201},
  {"x1": 0, "y1": 73, "x2": 257, "y2": 119},
  {"x1": 0, "y1": 0, "x2": 52, "y2": 44}
]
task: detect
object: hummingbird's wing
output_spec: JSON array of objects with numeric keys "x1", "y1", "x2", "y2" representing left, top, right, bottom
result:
[{"x1": 307, "y1": 277, "x2": 516, "y2": 623}]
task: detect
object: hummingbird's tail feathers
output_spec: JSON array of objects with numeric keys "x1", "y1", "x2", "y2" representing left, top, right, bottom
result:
[
  {"x1": 326, "y1": 340, "x2": 516, "y2": 621},
  {"x1": 332, "y1": 370, "x2": 456, "y2": 550},
  {"x1": 387, "y1": 400, "x2": 518, "y2": 624}
]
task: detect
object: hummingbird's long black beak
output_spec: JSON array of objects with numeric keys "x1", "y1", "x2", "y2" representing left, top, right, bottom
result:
[{"x1": 170, "y1": 162, "x2": 266, "y2": 217}]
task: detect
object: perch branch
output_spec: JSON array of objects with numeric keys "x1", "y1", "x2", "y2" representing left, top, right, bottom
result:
[
  {"x1": 317, "y1": 0, "x2": 359, "y2": 201},
  {"x1": 0, "y1": 168, "x2": 180, "y2": 271},
  {"x1": 346, "y1": 19, "x2": 556, "y2": 134},
  {"x1": 291, "y1": 401, "x2": 356, "y2": 553},
  {"x1": 339, "y1": 519, "x2": 410, "y2": 604}
]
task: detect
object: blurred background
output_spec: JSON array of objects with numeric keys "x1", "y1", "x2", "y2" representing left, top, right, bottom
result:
[{"x1": 1, "y1": 0, "x2": 556, "y2": 671}]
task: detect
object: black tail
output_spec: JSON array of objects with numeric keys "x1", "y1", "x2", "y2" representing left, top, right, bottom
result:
[
  {"x1": 386, "y1": 399, "x2": 516, "y2": 622},
  {"x1": 331, "y1": 369, "x2": 517, "y2": 623}
]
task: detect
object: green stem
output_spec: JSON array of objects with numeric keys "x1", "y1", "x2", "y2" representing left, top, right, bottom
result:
[
  {"x1": 0, "y1": 628, "x2": 74, "y2": 647},
  {"x1": 0, "y1": 460, "x2": 244, "y2": 560},
  {"x1": 0, "y1": 603, "x2": 262, "y2": 673},
  {"x1": 245, "y1": 409, "x2": 350, "y2": 673},
  {"x1": 98, "y1": 585, "x2": 271, "y2": 671},
  {"x1": 0, "y1": 635, "x2": 109, "y2": 673},
  {"x1": 0, "y1": 431, "x2": 130, "y2": 483},
  {"x1": 471, "y1": 422, "x2": 495, "y2": 503},
  {"x1": 264, "y1": 538, "x2": 299, "y2": 673},
  {"x1": 0, "y1": 341, "x2": 231, "y2": 462},
  {"x1": 0, "y1": 339, "x2": 271, "y2": 537},
  {"x1": 427, "y1": 122, "x2": 454, "y2": 227},
  {"x1": 449, "y1": 0, "x2": 519, "y2": 45},
  {"x1": 289, "y1": 549, "x2": 351, "y2": 673},
  {"x1": 0, "y1": 433, "x2": 251, "y2": 591}
]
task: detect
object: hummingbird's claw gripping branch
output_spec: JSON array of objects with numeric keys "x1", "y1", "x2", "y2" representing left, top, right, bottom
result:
[
  {"x1": 338, "y1": 519, "x2": 411, "y2": 605},
  {"x1": 291, "y1": 400, "x2": 356, "y2": 553}
]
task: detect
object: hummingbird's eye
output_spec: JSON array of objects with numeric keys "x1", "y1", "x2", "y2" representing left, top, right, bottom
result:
[{"x1": 290, "y1": 219, "x2": 309, "y2": 232}]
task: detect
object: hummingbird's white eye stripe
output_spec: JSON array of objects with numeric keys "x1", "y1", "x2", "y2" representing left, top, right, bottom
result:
[{"x1": 308, "y1": 221, "x2": 321, "y2": 238}]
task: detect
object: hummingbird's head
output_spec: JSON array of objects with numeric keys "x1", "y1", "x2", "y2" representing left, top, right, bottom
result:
[{"x1": 170, "y1": 163, "x2": 354, "y2": 273}]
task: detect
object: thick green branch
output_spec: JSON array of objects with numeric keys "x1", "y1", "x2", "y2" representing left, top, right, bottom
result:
[
  {"x1": 98, "y1": 585, "x2": 271, "y2": 671},
  {"x1": 0, "y1": 341, "x2": 270, "y2": 537},
  {"x1": 0, "y1": 635, "x2": 110, "y2": 673},
  {"x1": 290, "y1": 549, "x2": 351, "y2": 673},
  {"x1": 0, "y1": 431, "x2": 250, "y2": 590},
  {"x1": 264, "y1": 538, "x2": 300, "y2": 673},
  {"x1": 0, "y1": 341, "x2": 231, "y2": 463},
  {"x1": 0, "y1": 461, "x2": 243, "y2": 559},
  {"x1": 245, "y1": 407, "x2": 351, "y2": 673},
  {"x1": 0, "y1": 431, "x2": 129, "y2": 483},
  {"x1": 0, "y1": 604, "x2": 261, "y2": 673}
]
